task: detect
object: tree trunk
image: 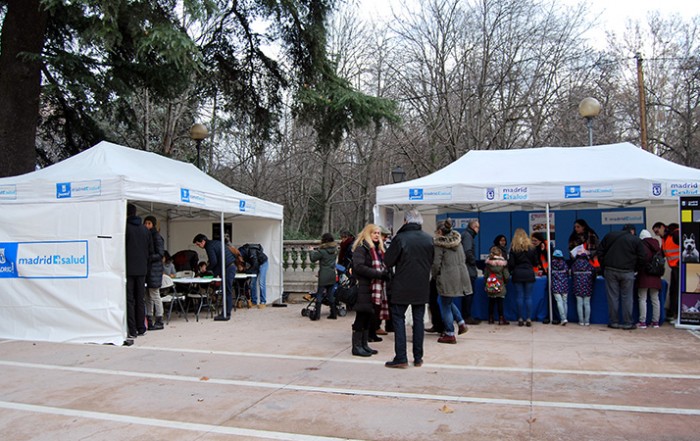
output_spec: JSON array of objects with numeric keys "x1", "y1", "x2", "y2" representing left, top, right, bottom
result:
[{"x1": 0, "y1": 0, "x2": 48, "y2": 177}]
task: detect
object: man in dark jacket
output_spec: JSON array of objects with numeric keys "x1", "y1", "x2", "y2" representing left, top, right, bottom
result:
[
  {"x1": 460, "y1": 219, "x2": 481, "y2": 324},
  {"x1": 598, "y1": 224, "x2": 646, "y2": 329},
  {"x1": 126, "y1": 203, "x2": 153, "y2": 338},
  {"x1": 238, "y1": 243, "x2": 269, "y2": 307},
  {"x1": 383, "y1": 209, "x2": 434, "y2": 368},
  {"x1": 193, "y1": 233, "x2": 237, "y2": 320}
]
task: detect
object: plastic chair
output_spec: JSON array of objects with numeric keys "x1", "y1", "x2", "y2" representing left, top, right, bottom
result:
[{"x1": 160, "y1": 275, "x2": 188, "y2": 324}]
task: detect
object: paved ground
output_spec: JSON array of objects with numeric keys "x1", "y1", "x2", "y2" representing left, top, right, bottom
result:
[{"x1": 1, "y1": 302, "x2": 699, "y2": 441}]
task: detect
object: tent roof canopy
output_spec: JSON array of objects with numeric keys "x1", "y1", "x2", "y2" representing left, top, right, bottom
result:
[
  {"x1": 377, "y1": 142, "x2": 700, "y2": 212},
  {"x1": 0, "y1": 141, "x2": 283, "y2": 219}
]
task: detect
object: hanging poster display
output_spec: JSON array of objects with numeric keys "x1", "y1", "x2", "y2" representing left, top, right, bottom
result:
[{"x1": 679, "y1": 196, "x2": 700, "y2": 328}]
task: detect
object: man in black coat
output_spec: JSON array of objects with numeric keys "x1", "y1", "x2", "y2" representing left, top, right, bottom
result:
[
  {"x1": 383, "y1": 209, "x2": 434, "y2": 368},
  {"x1": 460, "y1": 219, "x2": 481, "y2": 324},
  {"x1": 193, "y1": 233, "x2": 237, "y2": 320},
  {"x1": 598, "y1": 224, "x2": 646, "y2": 329},
  {"x1": 125, "y1": 203, "x2": 153, "y2": 338}
]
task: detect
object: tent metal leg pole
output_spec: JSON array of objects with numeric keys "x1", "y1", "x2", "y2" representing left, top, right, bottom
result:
[
  {"x1": 221, "y1": 211, "x2": 227, "y2": 318},
  {"x1": 546, "y1": 203, "x2": 553, "y2": 323}
]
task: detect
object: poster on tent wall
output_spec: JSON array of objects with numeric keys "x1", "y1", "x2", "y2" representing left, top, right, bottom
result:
[
  {"x1": 679, "y1": 196, "x2": 700, "y2": 327},
  {"x1": 0, "y1": 199, "x2": 126, "y2": 344}
]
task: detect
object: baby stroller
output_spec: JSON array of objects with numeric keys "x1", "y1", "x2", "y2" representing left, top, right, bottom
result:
[{"x1": 301, "y1": 264, "x2": 352, "y2": 320}]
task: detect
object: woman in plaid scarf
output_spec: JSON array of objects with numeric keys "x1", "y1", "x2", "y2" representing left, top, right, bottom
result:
[{"x1": 351, "y1": 224, "x2": 389, "y2": 357}]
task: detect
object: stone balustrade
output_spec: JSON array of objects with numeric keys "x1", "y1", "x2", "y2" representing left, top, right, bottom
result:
[{"x1": 283, "y1": 240, "x2": 322, "y2": 294}]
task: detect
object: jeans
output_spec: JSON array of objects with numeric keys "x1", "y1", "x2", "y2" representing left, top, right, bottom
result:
[
  {"x1": 438, "y1": 295, "x2": 464, "y2": 336},
  {"x1": 604, "y1": 268, "x2": 635, "y2": 326},
  {"x1": 390, "y1": 303, "x2": 425, "y2": 364},
  {"x1": 553, "y1": 293, "x2": 568, "y2": 322},
  {"x1": 576, "y1": 296, "x2": 591, "y2": 324},
  {"x1": 315, "y1": 284, "x2": 335, "y2": 316},
  {"x1": 638, "y1": 288, "x2": 660, "y2": 324},
  {"x1": 222, "y1": 265, "x2": 236, "y2": 316},
  {"x1": 513, "y1": 281, "x2": 534, "y2": 320},
  {"x1": 251, "y1": 260, "x2": 269, "y2": 304}
]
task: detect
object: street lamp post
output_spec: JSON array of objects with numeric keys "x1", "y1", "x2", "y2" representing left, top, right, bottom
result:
[
  {"x1": 391, "y1": 165, "x2": 406, "y2": 183},
  {"x1": 189, "y1": 123, "x2": 209, "y2": 169},
  {"x1": 578, "y1": 97, "x2": 602, "y2": 146}
]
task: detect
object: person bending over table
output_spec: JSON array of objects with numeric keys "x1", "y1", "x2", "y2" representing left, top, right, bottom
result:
[{"x1": 193, "y1": 233, "x2": 237, "y2": 321}]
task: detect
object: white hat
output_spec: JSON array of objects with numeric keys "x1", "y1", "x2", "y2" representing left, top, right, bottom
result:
[{"x1": 639, "y1": 229, "x2": 652, "y2": 240}]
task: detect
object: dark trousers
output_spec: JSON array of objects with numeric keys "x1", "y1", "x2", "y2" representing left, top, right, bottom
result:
[
  {"x1": 428, "y1": 279, "x2": 444, "y2": 332},
  {"x1": 352, "y1": 309, "x2": 373, "y2": 331},
  {"x1": 462, "y1": 276, "x2": 477, "y2": 319},
  {"x1": 221, "y1": 265, "x2": 236, "y2": 316},
  {"x1": 126, "y1": 275, "x2": 146, "y2": 335},
  {"x1": 315, "y1": 284, "x2": 335, "y2": 317},
  {"x1": 488, "y1": 297, "x2": 504, "y2": 317},
  {"x1": 390, "y1": 303, "x2": 426, "y2": 364}
]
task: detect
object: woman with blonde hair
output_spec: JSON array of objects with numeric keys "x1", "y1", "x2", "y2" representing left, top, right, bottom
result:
[
  {"x1": 508, "y1": 228, "x2": 539, "y2": 327},
  {"x1": 351, "y1": 224, "x2": 389, "y2": 357}
]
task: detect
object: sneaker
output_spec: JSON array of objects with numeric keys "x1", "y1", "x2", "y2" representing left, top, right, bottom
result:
[
  {"x1": 561, "y1": 320, "x2": 567, "y2": 326},
  {"x1": 437, "y1": 334, "x2": 457, "y2": 344},
  {"x1": 637, "y1": 322, "x2": 647, "y2": 329},
  {"x1": 584, "y1": 322, "x2": 590, "y2": 326},
  {"x1": 579, "y1": 322, "x2": 585, "y2": 326},
  {"x1": 651, "y1": 321, "x2": 660, "y2": 328}
]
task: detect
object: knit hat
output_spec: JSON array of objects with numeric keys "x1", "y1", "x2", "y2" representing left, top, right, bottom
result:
[
  {"x1": 639, "y1": 229, "x2": 652, "y2": 240},
  {"x1": 552, "y1": 249, "x2": 564, "y2": 258},
  {"x1": 622, "y1": 224, "x2": 636, "y2": 233}
]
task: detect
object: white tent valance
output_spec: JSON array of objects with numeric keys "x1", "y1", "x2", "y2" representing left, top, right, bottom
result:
[{"x1": 377, "y1": 143, "x2": 700, "y2": 213}]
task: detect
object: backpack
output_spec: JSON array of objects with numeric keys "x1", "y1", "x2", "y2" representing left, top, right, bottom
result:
[
  {"x1": 644, "y1": 242, "x2": 665, "y2": 277},
  {"x1": 485, "y1": 272, "x2": 502, "y2": 294}
]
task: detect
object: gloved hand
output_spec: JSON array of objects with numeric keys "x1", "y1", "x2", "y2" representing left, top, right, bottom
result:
[{"x1": 380, "y1": 270, "x2": 391, "y2": 281}]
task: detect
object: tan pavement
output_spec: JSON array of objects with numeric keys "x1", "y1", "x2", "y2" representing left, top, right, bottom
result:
[{"x1": 1, "y1": 302, "x2": 699, "y2": 441}]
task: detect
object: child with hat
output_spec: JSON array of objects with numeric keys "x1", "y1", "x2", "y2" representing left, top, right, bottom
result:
[{"x1": 550, "y1": 249, "x2": 570, "y2": 325}]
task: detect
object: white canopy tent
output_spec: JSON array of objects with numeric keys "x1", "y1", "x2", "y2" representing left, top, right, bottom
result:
[
  {"x1": 376, "y1": 142, "x2": 700, "y2": 217},
  {"x1": 0, "y1": 141, "x2": 284, "y2": 344},
  {"x1": 375, "y1": 142, "x2": 700, "y2": 322}
]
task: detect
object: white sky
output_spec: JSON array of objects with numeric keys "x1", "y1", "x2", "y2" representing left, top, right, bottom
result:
[{"x1": 355, "y1": 0, "x2": 700, "y2": 47}]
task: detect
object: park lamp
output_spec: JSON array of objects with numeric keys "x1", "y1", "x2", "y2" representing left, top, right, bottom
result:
[
  {"x1": 189, "y1": 123, "x2": 209, "y2": 169},
  {"x1": 391, "y1": 165, "x2": 406, "y2": 183},
  {"x1": 578, "y1": 97, "x2": 602, "y2": 146}
]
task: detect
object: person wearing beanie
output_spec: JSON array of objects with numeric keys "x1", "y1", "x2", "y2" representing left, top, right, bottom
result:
[
  {"x1": 550, "y1": 249, "x2": 570, "y2": 325},
  {"x1": 636, "y1": 229, "x2": 663, "y2": 328}
]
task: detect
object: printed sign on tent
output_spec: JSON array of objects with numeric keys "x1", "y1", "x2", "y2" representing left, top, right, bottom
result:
[{"x1": 679, "y1": 196, "x2": 700, "y2": 327}]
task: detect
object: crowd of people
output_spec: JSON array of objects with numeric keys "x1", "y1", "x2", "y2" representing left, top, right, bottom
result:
[
  {"x1": 309, "y1": 214, "x2": 680, "y2": 368},
  {"x1": 126, "y1": 202, "x2": 681, "y2": 364}
]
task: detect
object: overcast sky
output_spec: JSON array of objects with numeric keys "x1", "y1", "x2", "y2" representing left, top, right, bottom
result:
[{"x1": 355, "y1": 0, "x2": 700, "y2": 48}]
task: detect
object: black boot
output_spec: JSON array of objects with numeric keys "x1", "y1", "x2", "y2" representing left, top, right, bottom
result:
[
  {"x1": 147, "y1": 316, "x2": 155, "y2": 330},
  {"x1": 352, "y1": 331, "x2": 371, "y2": 357},
  {"x1": 151, "y1": 316, "x2": 164, "y2": 330},
  {"x1": 328, "y1": 303, "x2": 338, "y2": 320},
  {"x1": 362, "y1": 330, "x2": 378, "y2": 354}
]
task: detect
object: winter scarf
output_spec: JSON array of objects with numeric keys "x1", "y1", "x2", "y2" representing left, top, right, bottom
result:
[{"x1": 369, "y1": 245, "x2": 389, "y2": 320}]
